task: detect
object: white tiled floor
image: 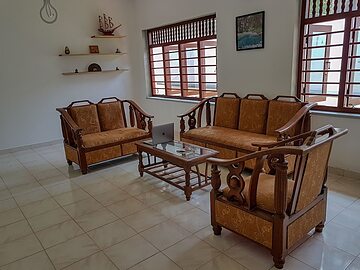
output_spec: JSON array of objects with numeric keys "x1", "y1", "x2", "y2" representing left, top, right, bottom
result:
[{"x1": 0, "y1": 143, "x2": 360, "y2": 270}]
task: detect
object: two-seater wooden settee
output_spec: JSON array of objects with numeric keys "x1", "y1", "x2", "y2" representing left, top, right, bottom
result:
[
  {"x1": 178, "y1": 93, "x2": 316, "y2": 169},
  {"x1": 57, "y1": 97, "x2": 153, "y2": 174}
]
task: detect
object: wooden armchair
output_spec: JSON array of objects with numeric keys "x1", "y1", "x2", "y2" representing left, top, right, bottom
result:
[{"x1": 208, "y1": 125, "x2": 348, "y2": 269}]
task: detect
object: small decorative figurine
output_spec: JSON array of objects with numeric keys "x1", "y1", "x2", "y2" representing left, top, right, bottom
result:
[
  {"x1": 116, "y1": 48, "x2": 121, "y2": 54},
  {"x1": 88, "y1": 63, "x2": 102, "y2": 72},
  {"x1": 65, "y1": 46, "x2": 70, "y2": 55},
  {"x1": 98, "y1": 14, "x2": 121, "y2": 36},
  {"x1": 75, "y1": 69, "x2": 78, "y2": 73},
  {"x1": 116, "y1": 67, "x2": 119, "y2": 71}
]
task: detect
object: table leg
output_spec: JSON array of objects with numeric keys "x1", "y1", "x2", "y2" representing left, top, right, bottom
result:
[
  {"x1": 138, "y1": 151, "x2": 144, "y2": 177},
  {"x1": 184, "y1": 169, "x2": 192, "y2": 201}
]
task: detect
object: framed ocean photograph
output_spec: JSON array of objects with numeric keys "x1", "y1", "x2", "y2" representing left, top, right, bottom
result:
[{"x1": 236, "y1": 11, "x2": 265, "y2": 51}]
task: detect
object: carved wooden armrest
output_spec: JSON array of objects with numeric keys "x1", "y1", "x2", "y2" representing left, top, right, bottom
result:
[
  {"x1": 124, "y1": 100, "x2": 154, "y2": 119},
  {"x1": 56, "y1": 108, "x2": 83, "y2": 137},
  {"x1": 208, "y1": 152, "x2": 267, "y2": 206},
  {"x1": 178, "y1": 97, "x2": 215, "y2": 134},
  {"x1": 208, "y1": 148, "x2": 301, "y2": 209},
  {"x1": 124, "y1": 100, "x2": 154, "y2": 132},
  {"x1": 275, "y1": 103, "x2": 317, "y2": 139}
]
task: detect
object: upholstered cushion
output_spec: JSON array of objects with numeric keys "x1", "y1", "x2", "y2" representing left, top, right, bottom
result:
[
  {"x1": 69, "y1": 105, "x2": 101, "y2": 135},
  {"x1": 182, "y1": 126, "x2": 276, "y2": 152},
  {"x1": 244, "y1": 173, "x2": 294, "y2": 213},
  {"x1": 239, "y1": 99, "x2": 269, "y2": 134},
  {"x1": 82, "y1": 128, "x2": 148, "y2": 148},
  {"x1": 295, "y1": 141, "x2": 331, "y2": 212},
  {"x1": 214, "y1": 97, "x2": 240, "y2": 129},
  {"x1": 97, "y1": 101, "x2": 125, "y2": 131},
  {"x1": 266, "y1": 100, "x2": 303, "y2": 136}
]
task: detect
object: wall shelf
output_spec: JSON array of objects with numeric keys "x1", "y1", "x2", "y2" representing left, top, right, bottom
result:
[
  {"x1": 91, "y1": 35, "x2": 126, "y2": 39},
  {"x1": 62, "y1": 69, "x2": 128, "y2": 76},
  {"x1": 59, "y1": 52, "x2": 126, "y2": 57}
]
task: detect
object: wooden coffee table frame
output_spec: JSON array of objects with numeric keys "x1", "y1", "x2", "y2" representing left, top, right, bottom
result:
[{"x1": 136, "y1": 142, "x2": 218, "y2": 201}]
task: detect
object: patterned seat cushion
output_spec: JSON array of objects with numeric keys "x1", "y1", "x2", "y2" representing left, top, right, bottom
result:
[
  {"x1": 223, "y1": 173, "x2": 294, "y2": 213},
  {"x1": 82, "y1": 128, "x2": 148, "y2": 148},
  {"x1": 245, "y1": 173, "x2": 294, "y2": 213},
  {"x1": 182, "y1": 126, "x2": 276, "y2": 152}
]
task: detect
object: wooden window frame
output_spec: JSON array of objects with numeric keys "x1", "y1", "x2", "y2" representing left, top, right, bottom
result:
[
  {"x1": 298, "y1": 0, "x2": 360, "y2": 114},
  {"x1": 148, "y1": 15, "x2": 217, "y2": 100}
]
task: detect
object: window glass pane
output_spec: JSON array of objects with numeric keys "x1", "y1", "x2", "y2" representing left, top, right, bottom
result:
[
  {"x1": 153, "y1": 68, "x2": 164, "y2": 75},
  {"x1": 203, "y1": 83, "x2": 217, "y2": 90},
  {"x1": 203, "y1": 75, "x2": 217, "y2": 82},
  {"x1": 169, "y1": 68, "x2": 180, "y2": 74},
  {"x1": 154, "y1": 82, "x2": 165, "y2": 89},
  {"x1": 153, "y1": 61, "x2": 163, "y2": 68},
  {"x1": 168, "y1": 51, "x2": 179, "y2": 59},
  {"x1": 183, "y1": 90, "x2": 200, "y2": 98},
  {"x1": 185, "y1": 50, "x2": 198, "y2": 58},
  {"x1": 202, "y1": 57, "x2": 216, "y2": 65},
  {"x1": 169, "y1": 75, "x2": 181, "y2": 81},
  {"x1": 153, "y1": 76, "x2": 164, "y2": 82},
  {"x1": 152, "y1": 54, "x2": 163, "y2": 61},
  {"x1": 202, "y1": 66, "x2": 216, "y2": 74},
  {"x1": 186, "y1": 74, "x2": 199, "y2": 82},
  {"x1": 151, "y1": 47, "x2": 163, "y2": 54},
  {"x1": 169, "y1": 60, "x2": 180, "y2": 67},
  {"x1": 183, "y1": 67, "x2": 198, "y2": 74},
  {"x1": 186, "y1": 58, "x2": 198, "y2": 66},
  {"x1": 154, "y1": 88, "x2": 165, "y2": 95}
]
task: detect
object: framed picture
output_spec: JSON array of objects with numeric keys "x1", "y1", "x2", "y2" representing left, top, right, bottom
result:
[
  {"x1": 236, "y1": 11, "x2": 265, "y2": 51},
  {"x1": 89, "y1": 45, "x2": 99, "y2": 54}
]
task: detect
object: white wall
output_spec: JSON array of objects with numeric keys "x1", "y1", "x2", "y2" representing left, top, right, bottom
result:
[
  {"x1": 130, "y1": 0, "x2": 360, "y2": 173},
  {"x1": 0, "y1": 0, "x2": 134, "y2": 150}
]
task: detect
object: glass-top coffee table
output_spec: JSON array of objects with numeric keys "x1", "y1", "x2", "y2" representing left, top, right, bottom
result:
[{"x1": 136, "y1": 140, "x2": 218, "y2": 201}]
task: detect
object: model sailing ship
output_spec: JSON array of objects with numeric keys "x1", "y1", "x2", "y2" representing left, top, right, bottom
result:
[{"x1": 98, "y1": 14, "x2": 121, "y2": 36}]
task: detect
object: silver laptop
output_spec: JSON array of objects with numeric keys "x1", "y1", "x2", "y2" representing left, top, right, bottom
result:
[{"x1": 147, "y1": 123, "x2": 174, "y2": 145}]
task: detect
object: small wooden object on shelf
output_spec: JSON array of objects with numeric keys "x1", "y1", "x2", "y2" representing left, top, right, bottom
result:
[{"x1": 89, "y1": 45, "x2": 99, "y2": 54}]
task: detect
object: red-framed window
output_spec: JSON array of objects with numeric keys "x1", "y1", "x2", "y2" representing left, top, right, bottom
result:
[
  {"x1": 298, "y1": 0, "x2": 360, "y2": 113},
  {"x1": 147, "y1": 15, "x2": 217, "y2": 100}
]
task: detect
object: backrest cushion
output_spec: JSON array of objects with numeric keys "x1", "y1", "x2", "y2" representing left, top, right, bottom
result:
[
  {"x1": 266, "y1": 101, "x2": 303, "y2": 136},
  {"x1": 214, "y1": 97, "x2": 240, "y2": 129},
  {"x1": 295, "y1": 141, "x2": 332, "y2": 212},
  {"x1": 97, "y1": 101, "x2": 125, "y2": 131},
  {"x1": 69, "y1": 104, "x2": 101, "y2": 135},
  {"x1": 238, "y1": 99, "x2": 269, "y2": 134}
]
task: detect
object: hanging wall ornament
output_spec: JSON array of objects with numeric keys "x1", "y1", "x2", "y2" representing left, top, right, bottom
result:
[{"x1": 40, "y1": 0, "x2": 58, "y2": 24}]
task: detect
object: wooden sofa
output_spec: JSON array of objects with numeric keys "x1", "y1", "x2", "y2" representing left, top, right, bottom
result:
[
  {"x1": 178, "y1": 93, "x2": 316, "y2": 169},
  {"x1": 57, "y1": 97, "x2": 153, "y2": 174},
  {"x1": 208, "y1": 125, "x2": 348, "y2": 268}
]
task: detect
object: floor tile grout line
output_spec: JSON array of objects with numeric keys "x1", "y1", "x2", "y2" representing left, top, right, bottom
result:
[
  {"x1": 0, "y1": 185, "x2": 58, "y2": 270},
  {"x1": 287, "y1": 255, "x2": 319, "y2": 270}
]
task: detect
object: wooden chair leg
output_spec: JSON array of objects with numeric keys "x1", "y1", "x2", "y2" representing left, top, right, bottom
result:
[
  {"x1": 273, "y1": 256, "x2": 285, "y2": 269},
  {"x1": 212, "y1": 224, "x2": 222, "y2": 235},
  {"x1": 315, "y1": 221, "x2": 325, "y2": 232},
  {"x1": 78, "y1": 149, "x2": 88, "y2": 175}
]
